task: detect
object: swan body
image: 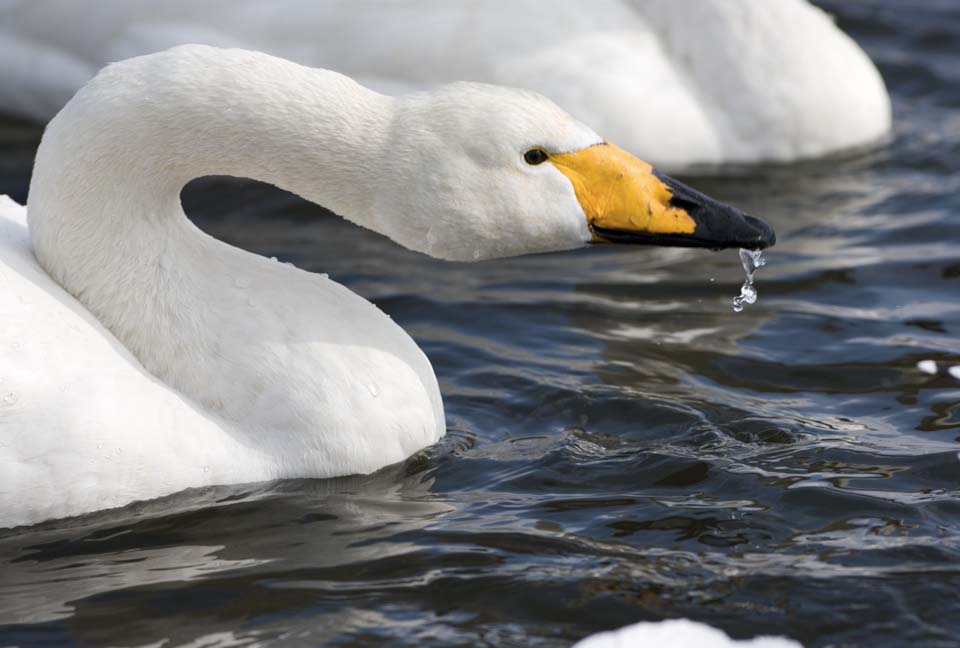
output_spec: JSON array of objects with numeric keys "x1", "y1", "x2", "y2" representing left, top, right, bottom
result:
[
  {"x1": 1, "y1": 195, "x2": 287, "y2": 523},
  {"x1": 0, "y1": 45, "x2": 773, "y2": 527},
  {"x1": 0, "y1": 0, "x2": 891, "y2": 167},
  {"x1": 574, "y1": 619, "x2": 801, "y2": 648}
]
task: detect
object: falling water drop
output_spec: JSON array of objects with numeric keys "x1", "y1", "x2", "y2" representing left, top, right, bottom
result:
[
  {"x1": 367, "y1": 383, "x2": 379, "y2": 397},
  {"x1": 733, "y1": 248, "x2": 765, "y2": 313},
  {"x1": 203, "y1": 465, "x2": 210, "y2": 473}
]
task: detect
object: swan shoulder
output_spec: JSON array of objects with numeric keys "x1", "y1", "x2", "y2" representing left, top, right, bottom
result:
[
  {"x1": 0, "y1": 197, "x2": 244, "y2": 526},
  {"x1": 176, "y1": 237, "x2": 447, "y2": 474}
]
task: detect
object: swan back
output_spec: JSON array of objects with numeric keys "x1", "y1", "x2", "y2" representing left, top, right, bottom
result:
[{"x1": 0, "y1": 0, "x2": 891, "y2": 165}]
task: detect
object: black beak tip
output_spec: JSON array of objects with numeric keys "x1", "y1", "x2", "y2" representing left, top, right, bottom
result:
[
  {"x1": 653, "y1": 170, "x2": 775, "y2": 251},
  {"x1": 743, "y1": 213, "x2": 776, "y2": 250}
]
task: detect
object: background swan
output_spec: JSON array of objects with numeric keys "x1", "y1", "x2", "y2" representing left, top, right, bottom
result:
[
  {"x1": 0, "y1": 0, "x2": 891, "y2": 168},
  {"x1": 574, "y1": 619, "x2": 801, "y2": 647},
  {"x1": 0, "y1": 45, "x2": 773, "y2": 528}
]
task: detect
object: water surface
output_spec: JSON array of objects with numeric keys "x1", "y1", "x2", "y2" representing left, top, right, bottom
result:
[{"x1": 2, "y1": 1, "x2": 959, "y2": 645}]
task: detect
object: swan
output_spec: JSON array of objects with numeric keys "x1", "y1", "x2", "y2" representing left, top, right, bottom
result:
[
  {"x1": 0, "y1": 0, "x2": 890, "y2": 168},
  {"x1": 0, "y1": 45, "x2": 773, "y2": 528},
  {"x1": 573, "y1": 619, "x2": 801, "y2": 647}
]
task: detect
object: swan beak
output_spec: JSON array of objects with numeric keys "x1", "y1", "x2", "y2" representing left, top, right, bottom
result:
[{"x1": 550, "y1": 143, "x2": 775, "y2": 250}]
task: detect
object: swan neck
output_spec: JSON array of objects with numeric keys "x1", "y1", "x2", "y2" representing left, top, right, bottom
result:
[
  {"x1": 25, "y1": 46, "x2": 395, "y2": 373},
  {"x1": 29, "y1": 47, "x2": 393, "y2": 251}
]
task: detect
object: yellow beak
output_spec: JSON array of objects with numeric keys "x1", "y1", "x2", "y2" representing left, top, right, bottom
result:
[{"x1": 550, "y1": 143, "x2": 775, "y2": 250}]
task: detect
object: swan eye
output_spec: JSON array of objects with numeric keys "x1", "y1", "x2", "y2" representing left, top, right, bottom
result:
[{"x1": 524, "y1": 148, "x2": 549, "y2": 165}]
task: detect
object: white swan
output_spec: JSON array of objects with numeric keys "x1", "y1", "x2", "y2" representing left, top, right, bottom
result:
[
  {"x1": 574, "y1": 619, "x2": 801, "y2": 647},
  {"x1": 0, "y1": 0, "x2": 890, "y2": 168},
  {"x1": 0, "y1": 45, "x2": 773, "y2": 528}
]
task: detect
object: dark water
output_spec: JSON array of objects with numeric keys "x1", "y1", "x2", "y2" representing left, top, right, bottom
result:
[{"x1": 2, "y1": 2, "x2": 959, "y2": 646}]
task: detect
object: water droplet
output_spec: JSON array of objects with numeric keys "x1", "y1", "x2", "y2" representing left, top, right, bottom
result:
[
  {"x1": 203, "y1": 465, "x2": 210, "y2": 473},
  {"x1": 709, "y1": 277, "x2": 716, "y2": 283},
  {"x1": 234, "y1": 277, "x2": 251, "y2": 289},
  {"x1": 472, "y1": 250, "x2": 481, "y2": 260},
  {"x1": 917, "y1": 360, "x2": 938, "y2": 375},
  {"x1": 1, "y1": 392, "x2": 17, "y2": 405},
  {"x1": 949, "y1": 366, "x2": 960, "y2": 381},
  {"x1": 733, "y1": 248, "x2": 764, "y2": 313},
  {"x1": 97, "y1": 443, "x2": 103, "y2": 450},
  {"x1": 367, "y1": 383, "x2": 379, "y2": 397}
]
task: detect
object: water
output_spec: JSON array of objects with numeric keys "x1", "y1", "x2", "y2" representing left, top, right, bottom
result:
[
  {"x1": 1, "y1": 1, "x2": 959, "y2": 645},
  {"x1": 732, "y1": 249, "x2": 764, "y2": 313}
]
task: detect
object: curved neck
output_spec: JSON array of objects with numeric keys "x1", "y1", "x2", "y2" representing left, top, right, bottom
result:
[
  {"x1": 29, "y1": 46, "x2": 392, "y2": 282},
  {"x1": 26, "y1": 46, "x2": 393, "y2": 377}
]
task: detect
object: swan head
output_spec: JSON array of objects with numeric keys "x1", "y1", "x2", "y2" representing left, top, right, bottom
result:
[{"x1": 377, "y1": 82, "x2": 775, "y2": 262}]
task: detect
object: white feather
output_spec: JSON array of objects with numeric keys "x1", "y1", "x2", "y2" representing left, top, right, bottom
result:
[
  {"x1": 1, "y1": 45, "x2": 605, "y2": 527},
  {"x1": 0, "y1": 0, "x2": 890, "y2": 167},
  {"x1": 574, "y1": 619, "x2": 802, "y2": 648}
]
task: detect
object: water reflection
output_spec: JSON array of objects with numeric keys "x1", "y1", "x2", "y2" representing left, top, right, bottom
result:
[{"x1": 0, "y1": 465, "x2": 454, "y2": 644}]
